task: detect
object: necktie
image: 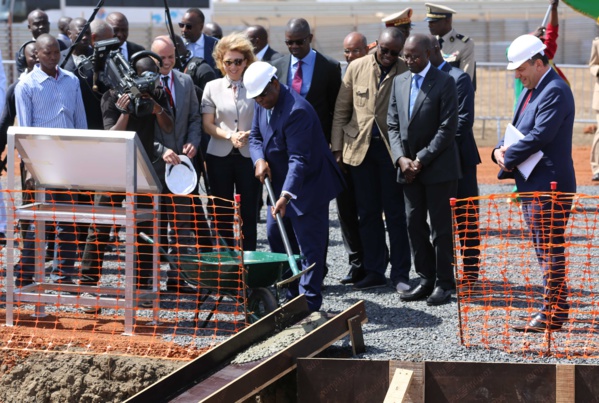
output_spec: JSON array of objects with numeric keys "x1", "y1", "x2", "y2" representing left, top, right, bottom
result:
[
  {"x1": 232, "y1": 83, "x2": 238, "y2": 104},
  {"x1": 162, "y1": 76, "x2": 175, "y2": 115},
  {"x1": 521, "y1": 89, "x2": 533, "y2": 111},
  {"x1": 409, "y1": 74, "x2": 422, "y2": 118},
  {"x1": 266, "y1": 109, "x2": 272, "y2": 124},
  {"x1": 438, "y1": 37, "x2": 444, "y2": 50},
  {"x1": 292, "y1": 60, "x2": 303, "y2": 94}
]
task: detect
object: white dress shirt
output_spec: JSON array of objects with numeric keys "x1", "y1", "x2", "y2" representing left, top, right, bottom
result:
[{"x1": 186, "y1": 34, "x2": 206, "y2": 59}]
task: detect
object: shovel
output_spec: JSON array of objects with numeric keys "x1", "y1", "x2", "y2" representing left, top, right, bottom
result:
[{"x1": 263, "y1": 176, "x2": 314, "y2": 287}]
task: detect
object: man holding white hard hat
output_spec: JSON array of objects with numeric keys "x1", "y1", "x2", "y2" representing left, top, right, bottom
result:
[
  {"x1": 244, "y1": 61, "x2": 343, "y2": 312},
  {"x1": 492, "y1": 34, "x2": 576, "y2": 333},
  {"x1": 152, "y1": 35, "x2": 202, "y2": 294}
]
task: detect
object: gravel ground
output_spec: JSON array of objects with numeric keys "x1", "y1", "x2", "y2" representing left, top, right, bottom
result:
[{"x1": 2, "y1": 182, "x2": 598, "y2": 366}]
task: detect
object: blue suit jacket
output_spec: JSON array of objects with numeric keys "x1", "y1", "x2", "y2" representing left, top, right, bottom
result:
[
  {"x1": 495, "y1": 68, "x2": 576, "y2": 193},
  {"x1": 440, "y1": 63, "x2": 481, "y2": 168},
  {"x1": 249, "y1": 85, "x2": 343, "y2": 217},
  {"x1": 203, "y1": 35, "x2": 219, "y2": 75}
]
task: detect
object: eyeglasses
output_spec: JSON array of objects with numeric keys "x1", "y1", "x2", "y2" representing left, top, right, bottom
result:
[
  {"x1": 378, "y1": 46, "x2": 400, "y2": 57},
  {"x1": 223, "y1": 58, "x2": 245, "y2": 67},
  {"x1": 253, "y1": 82, "x2": 272, "y2": 99},
  {"x1": 285, "y1": 36, "x2": 310, "y2": 47},
  {"x1": 178, "y1": 22, "x2": 193, "y2": 30}
]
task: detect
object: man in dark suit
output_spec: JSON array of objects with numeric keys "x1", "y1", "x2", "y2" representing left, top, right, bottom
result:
[
  {"x1": 269, "y1": 18, "x2": 341, "y2": 143},
  {"x1": 173, "y1": 35, "x2": 216, "y2": 92},
  {"x1": 493, "y1": 34, "x2": 576, "y2": 332},
  {"x1": 245, "y1": 25, "x2": 283, "y2": 62},
  {"x1": 429, "y1": 36, "x2": 481, "y2": 285},
  {"x1": 180, "y1": 8, "x2": 219, "y2": 74},
  {"x1": 245, "y1": 62, "x2": 343, "y2": 312},
  {"x1": 388, "y1": 34, "x2": 459, "y2": 306},
  {"x1": 106, "y1": 12, "x2": 145, "y2": 62}
]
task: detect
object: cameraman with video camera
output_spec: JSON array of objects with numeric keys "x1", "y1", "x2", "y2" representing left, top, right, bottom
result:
[{"x1": 79, "y1": 54, "x2": 173, "y2": 302}]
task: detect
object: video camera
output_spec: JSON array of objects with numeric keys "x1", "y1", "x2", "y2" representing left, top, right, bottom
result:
[{"x1": 81, "y1": 38, "x2": 162, "y2": 117}]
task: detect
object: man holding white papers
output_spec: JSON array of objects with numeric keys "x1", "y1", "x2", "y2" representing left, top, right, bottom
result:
[{"x1": 492, "y1": 34, "x2": 576, "y2": 333}]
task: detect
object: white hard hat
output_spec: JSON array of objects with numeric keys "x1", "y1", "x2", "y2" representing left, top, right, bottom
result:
[
  {"x1": 506, "y1": 34, "x2": 546, "y2": 70},
  {"x1": 244, "y1": 61, "x2": 277, "y2": 98},
  {"x1": 165, "y1": 155, "x2": 197, "y2": 195}
]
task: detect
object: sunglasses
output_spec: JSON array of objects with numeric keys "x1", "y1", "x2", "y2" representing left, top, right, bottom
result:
[
  {"x1": 178, "y1": 22, "x2": 193, "y2": 30},
  {"x1": 379, "y1": 46, "x2": 400, "y2": 57},
  {"x1": 285, "y1": 36, "x2": 309, "y2": 46},
  {"x1": 223, "y1": 58, "x2": 245, "y2": 67},
  {"x1": 253, "y1": 82, "x2": 272, "y2": 99}
]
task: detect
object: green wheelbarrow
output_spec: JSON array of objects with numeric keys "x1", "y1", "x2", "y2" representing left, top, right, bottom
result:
[{"x1": 140, "y1": 233, "x2": 301, "y2": 326}]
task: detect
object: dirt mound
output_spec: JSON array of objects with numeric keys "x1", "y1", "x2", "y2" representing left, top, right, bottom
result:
[{"x1": 0, "y1": 353, "x2": 182, "y2": 403}]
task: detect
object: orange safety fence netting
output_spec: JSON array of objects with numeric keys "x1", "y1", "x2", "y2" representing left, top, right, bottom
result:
[
  {"x1": 0, "y1": 189, "x2": 279, "y2": 360},
  {"x1": 452, "y1": 190, "x2": 599, "y2": 358}
]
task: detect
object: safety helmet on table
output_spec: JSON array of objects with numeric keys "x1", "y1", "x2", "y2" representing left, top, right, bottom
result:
[
  {"x1": 244, "y1": 61, "x2": 277, "y2": 98},
  {"x1": 506, "y1": 34, "x2": 546, "y2": 70}
]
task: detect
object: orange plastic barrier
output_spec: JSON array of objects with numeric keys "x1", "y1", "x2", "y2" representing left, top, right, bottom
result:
[
  {"x1": 0, "y1": 189, "x2": 262, "y2": 359},
  {"x1": 452, "y1": 190, "x2": 599, "y2": 358}
]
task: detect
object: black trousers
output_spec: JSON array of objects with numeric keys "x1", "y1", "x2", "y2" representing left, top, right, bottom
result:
[
  {"x1": 80, "y1": 193, "x2": 155, "y2": 286},
  {"x1": 206, "y1": 153, "x2": 259, "y2": 251}
]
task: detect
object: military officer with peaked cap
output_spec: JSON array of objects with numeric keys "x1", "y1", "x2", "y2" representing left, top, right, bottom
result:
[
  {"x1": 426, "y1": 3, "x2": 476, "y2": 87},
  {"x1": 382, "y1": 8, "x2": 413, "y2": 39},
  {"x1": 368, "y1": 8, "x2": 413, "y2": 52}
]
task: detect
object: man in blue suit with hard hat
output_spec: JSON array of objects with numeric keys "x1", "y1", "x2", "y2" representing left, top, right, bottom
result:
[
  {"x1": 244, "y1": 62, "x2": 343, "y2": 312},
  {"x1": 493, "y1": 34, "x2": 576, "y2": 333}
]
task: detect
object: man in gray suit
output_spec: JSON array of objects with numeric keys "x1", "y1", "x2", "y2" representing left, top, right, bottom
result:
[
  {"x1": 152, "y1": 36, "x2": 202, "y2": 293},
  {"x1": 387, "y1": 34, "x2": 459, "y2": 306}
]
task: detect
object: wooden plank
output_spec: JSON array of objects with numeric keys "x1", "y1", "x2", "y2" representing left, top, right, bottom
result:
[
  {"x1": 297, "y1": 358, "x2": 389, "y2": 403},
  {"x1": 348, "y1": 315, "x2": 365, "y2": 355},
  {"x1": 124, "y1": 295, "x2": 310, "y2": 403},
  {"x1": 383, "y1": 369, "x2": 413, "y2": 403},
  {"x1": 390, "y1": 362, "x2": 424, "y2": 403},
  {"x1": 555, "y1": 364, "x2": 575, "y2": 403},
  {"x1": 425, "y1": 362, "x2": 555, "y2": 402},
  {"x1": 200, "y1": 301, "x2": 367, "y2": 402}
]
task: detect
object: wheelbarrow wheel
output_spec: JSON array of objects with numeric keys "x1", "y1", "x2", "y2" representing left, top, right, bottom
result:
[{"x1": 247, "y1": 287, "x2": 278, "y2": 322}]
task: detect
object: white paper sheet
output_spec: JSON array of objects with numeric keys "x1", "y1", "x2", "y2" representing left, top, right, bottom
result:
[{"x1": 504, "y1": 124, "x2": 543, "y2": 181}]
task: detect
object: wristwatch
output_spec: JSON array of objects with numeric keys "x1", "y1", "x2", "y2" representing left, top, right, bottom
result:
[{"x1": 281, "y1": 193, "x2": 292, "y2": 204}]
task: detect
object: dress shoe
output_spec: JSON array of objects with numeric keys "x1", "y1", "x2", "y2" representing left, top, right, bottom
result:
[
  {"x1": 340, "y1": 268, "x2": 366, "y2": 285},
  {"x1": 352, "y1": 273, "x2": 387, "y2": 290},
  {"x1": 593, "y1": 173, "x2": 599, "y2": 182},
  {"x1": 166, "y1": 279, "x2": 198, "y2": 294},
  {"x1": 395, "y1": 281, "x2": 411, "y2": 293},
  {"x1": 426, "y1": 286, "x2": 452, "y2": 306},
  {"x1": 512, "y1": 313, "x2": 567, "y2": 332},
  {"x1": 400, "y1": 284, "x2": 433, "y2": 302}
]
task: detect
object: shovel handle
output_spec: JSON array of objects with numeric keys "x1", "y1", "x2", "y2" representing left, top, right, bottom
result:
[{"x1": 263, "y1": 176, "x2": 301, "y2": 275}]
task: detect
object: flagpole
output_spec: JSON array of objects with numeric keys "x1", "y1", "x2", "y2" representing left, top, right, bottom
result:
[{"x1": 541, "y1": 4, "x2": 552, "y2": 26}]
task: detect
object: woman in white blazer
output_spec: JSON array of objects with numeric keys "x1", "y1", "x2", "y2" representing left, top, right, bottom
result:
[{"x1": 201, "y1": 33, "x2": 259, "y2": 250}]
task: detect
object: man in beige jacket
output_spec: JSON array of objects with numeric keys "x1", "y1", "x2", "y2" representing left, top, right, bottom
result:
[
  {"x1": 331, "y1": 27, "x2": 412, "y2": 292},
  {"x1": 589, "y1": 23, "x2": 599, "y2": 181}
]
